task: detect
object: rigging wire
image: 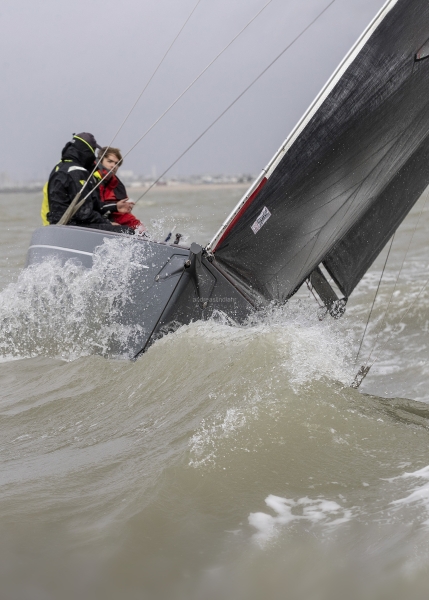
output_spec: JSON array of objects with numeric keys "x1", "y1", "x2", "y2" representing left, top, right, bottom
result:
[
  {"x1": 65, "y1": 0, "x2": 337, "y2": 215},
  {"x1": 59, "y1": 0, "x2": 275, "y2": 224},
  {"x1": 59, "y1": 0, "x2": 203, "y2": 226},
  {"x1": 352, "y1": 188, "x2": 429, "y2": 388},
  {"x1": 352, "y1": 269, "x2": 429, "y2": 389},
  {"x1": 133, "y1": 0, "x2": 338, "y2": 205},
  {"x1": 365, "y1": 189, "x2": 429, "y2": 366},
  {"x1": 118, "y1": 0, "x2": 275, "y2": 166},
  {"x1": 100, "y1": 0, "x2": 203, "y2": 155},
  {"x1": 306, "y1": 280, "x2": 324, "y2": 308},
  {"x1": 354, "y1": 232, "x2": 395, "y2": 364}
]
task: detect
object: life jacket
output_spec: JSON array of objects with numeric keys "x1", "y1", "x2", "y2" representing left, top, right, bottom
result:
[
  {"x1": 41, "y1": 182, "x2": 49, "y2": 226},
  {"x1": 41, "y1": 162, "x2": 63, "y2": 225},
  {"x1": 40, "y1": 161, "x2": 70, "y2": 225},
  {"x1": 95, "y1": 169, "x2": 124, "y2": 202}
]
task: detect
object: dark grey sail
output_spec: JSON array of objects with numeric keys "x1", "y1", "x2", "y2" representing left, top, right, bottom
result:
[{"x1": 208, "y1": 0, "x2": 429, "y2": 303}]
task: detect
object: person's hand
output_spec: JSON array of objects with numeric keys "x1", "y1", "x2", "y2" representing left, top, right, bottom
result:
[
  {"x1": 116, "y1": 199, "x2": 132, "y2": 214},
  {"x1": 111, "y1": 222, "x2": 120, "y2": 226},
  {"x1": 136, "y1": 224, "x2": 147, "y2": 234}
]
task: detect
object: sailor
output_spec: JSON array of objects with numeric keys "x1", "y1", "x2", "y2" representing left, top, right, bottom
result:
[
  {"x1": 41, "y1": 132, "x2": 132, "y2": 232},
  {"x1": 95, "y1": 146, "x2": 146, "y2": 233}
]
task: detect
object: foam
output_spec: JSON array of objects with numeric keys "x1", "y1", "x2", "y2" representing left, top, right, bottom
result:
[
  {"x1": 0, "y1": 236, "x2": 147, "y2": 361},
  {"x1": 0, "y1": 236, "x2": 357, "y2": 376},
  {"x1": 180, "y1": 300, "x2": 356, "y2": 387},
  {"x1": 390, "y1": 465, "x2": 429, "y2": 524},
  {"x1": 189, "y1": 407, "x2": 248, "y2": 468},
  {"x1": 186, "y1": 301, "x2": 356, "y2": 468},
  {"x1": 249, "y1": 494, "x2": 353, "y2": 545}
]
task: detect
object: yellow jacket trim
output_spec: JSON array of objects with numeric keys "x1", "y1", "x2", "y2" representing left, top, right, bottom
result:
[
  {"x1": 73, "y1": 135, "x2": 95, "y2": 154},
  {"x1": 41, "y1": 182, "x2": 49, "y2": 226}
]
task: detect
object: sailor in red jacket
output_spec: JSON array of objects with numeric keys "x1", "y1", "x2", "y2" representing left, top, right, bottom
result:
[{"x1": 95, "y1": 147, "x2": 146, "y2": 233}]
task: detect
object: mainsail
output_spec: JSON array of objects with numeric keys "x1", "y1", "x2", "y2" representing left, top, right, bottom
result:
[{"x1": 208, "y1": 0, "x2": 429, "y2": 303}]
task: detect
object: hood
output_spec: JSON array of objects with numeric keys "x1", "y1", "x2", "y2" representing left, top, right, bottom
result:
[{"x1": 61, "y1": 138, "x2": 96, "y2": 171}]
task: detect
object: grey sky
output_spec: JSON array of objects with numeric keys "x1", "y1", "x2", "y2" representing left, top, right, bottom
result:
[{"x1": 0, "y1": 0, "x2": 386, "y2": 181}]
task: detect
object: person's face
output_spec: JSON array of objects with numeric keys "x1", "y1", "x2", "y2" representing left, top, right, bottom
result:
[{"x1": 101, "y1": 154, "x2": 120, "y2": 175}]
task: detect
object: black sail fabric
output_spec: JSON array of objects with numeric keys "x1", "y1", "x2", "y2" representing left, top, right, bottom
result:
[{"x1": 213, "y1": 0, "x2": 429, "y2": 302}]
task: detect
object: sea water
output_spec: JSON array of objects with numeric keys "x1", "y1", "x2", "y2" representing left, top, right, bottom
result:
[{"x1": 1, "y1": 187, "x2": 429, "y2": 599}]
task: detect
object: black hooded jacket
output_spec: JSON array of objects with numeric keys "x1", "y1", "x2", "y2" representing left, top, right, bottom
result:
[{"x1": 47, "y1": 138, "x2": 130, "y2": 232}]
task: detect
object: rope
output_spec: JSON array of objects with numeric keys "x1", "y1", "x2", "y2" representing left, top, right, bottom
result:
[
  {"x1": 306, "y1": 279, "x2": 324, "y2": 308},
  {"x1": 355, "y1": 232, "x2": 395, "y2": 364},
  {"x1": 133, "y1": 0, "x2": 338, "y2": 205},
  {"x1": 59, "y1": 0, "x2": 202, "y2": 225}
]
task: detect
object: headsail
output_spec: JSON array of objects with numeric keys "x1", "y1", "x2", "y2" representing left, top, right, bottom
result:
[{"x1": 208, "y1": 0, "x2": 429, "y2": 302}]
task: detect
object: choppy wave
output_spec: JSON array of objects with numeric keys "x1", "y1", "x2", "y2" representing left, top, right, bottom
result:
[
  {"x1": 2, "y1": 284, "x2": 429, "y2": 598},
  {"x1": 3, "y1": 197, "x2": 429, "y2": 597}
]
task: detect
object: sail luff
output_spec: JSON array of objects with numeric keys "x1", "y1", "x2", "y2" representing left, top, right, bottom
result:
[
  {"x1": 206, "y1": 176, "x2": 268, "y2": 252},
  {"x1": 207, "y1": 0, "x2": 399, "y2": 254}
]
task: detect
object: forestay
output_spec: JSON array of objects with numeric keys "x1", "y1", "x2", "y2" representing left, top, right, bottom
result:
[{"x1": 208, "y1": 0, "x2": 429, "y2": 302}]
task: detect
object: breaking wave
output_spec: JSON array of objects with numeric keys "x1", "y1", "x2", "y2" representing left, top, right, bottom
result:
[{"x1": 0, "y1": 236, "x2": 149, "y2": 360}]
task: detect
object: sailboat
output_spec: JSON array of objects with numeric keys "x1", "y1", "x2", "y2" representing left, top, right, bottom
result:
[{"x1": 26, "y1": 0, "x2": 429, "y2": 359}]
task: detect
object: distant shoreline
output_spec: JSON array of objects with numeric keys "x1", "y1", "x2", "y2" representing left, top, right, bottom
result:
[
  {"x1": 128, "y1": 182, "x2": 249, "y2": 194},
  {"x1": 0, "y1": 182, "x2": 250, "y2": 195},
  {"x1": 0, "y1": 186, "x2": 43, "y2": 194}
]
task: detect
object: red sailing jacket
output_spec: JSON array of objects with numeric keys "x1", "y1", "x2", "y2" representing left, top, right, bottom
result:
[{"x1": 95, "y1": 169, "x2": 143, "y2": 229}]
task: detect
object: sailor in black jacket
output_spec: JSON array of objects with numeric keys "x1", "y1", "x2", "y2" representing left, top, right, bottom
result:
[{"x1": 46, "y1": 132, "x2": 131, "y2": 232}]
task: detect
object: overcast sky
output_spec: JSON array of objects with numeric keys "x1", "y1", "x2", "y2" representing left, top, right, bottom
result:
[{"x1": 0, "y1": 0, "x2": 386, "y2": 181}]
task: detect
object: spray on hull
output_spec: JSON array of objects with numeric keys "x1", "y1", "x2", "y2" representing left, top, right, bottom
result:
[{"x1": 26, "y1": 226, "x2": 255, "y2": 358}]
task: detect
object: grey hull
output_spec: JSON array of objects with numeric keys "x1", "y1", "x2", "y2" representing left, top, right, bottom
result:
[{"x1": 26, "y1": 226, "x2": 254, "y2": 358}]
